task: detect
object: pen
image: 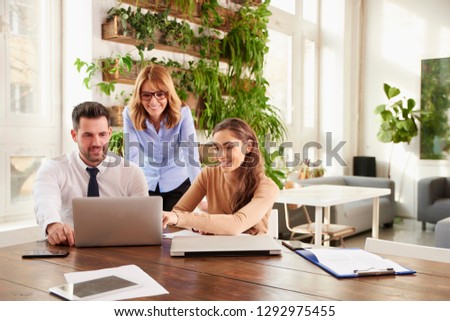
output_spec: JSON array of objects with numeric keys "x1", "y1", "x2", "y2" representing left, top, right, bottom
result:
[{"x1": 354, "y1": 268, "x2": 395, "y2": 276}]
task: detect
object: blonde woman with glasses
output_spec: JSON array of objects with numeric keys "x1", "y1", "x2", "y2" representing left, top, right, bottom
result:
[{"x1": 123, "y1": 64, "x2": 201, "y2": 211}]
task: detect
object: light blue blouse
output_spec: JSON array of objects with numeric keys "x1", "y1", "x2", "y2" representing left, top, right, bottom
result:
[{"x1": 122, "y1": 106, "x2": 201, "y2": 192}]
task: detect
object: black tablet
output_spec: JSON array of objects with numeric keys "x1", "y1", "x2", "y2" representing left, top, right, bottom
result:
[
  {"x1": 22, "y1": 249, "x2": 69, "y2": 259},
  {"x1": 49, "y1": 275, "x2": 141, "y2": 301}
]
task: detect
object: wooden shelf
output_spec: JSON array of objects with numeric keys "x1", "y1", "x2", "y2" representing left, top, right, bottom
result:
[
  {"x1": 102, "y1": 16, "x2": 228, "y2": 63},
  {"x1": 232, "y1": 0, "x2": 262, "y2": 4},
  {"x1": 101, "y1": 56, "x2": 255, "y2": 93},
  {"x1": 121, "y1": 0, "x2": 235, "y2": 32},
  {"x1": 100, "y1": 2, "x2": 255, "y2": 123},
  {"x1": 101, "y1": 56, "x2": 140, "y2": 85}
]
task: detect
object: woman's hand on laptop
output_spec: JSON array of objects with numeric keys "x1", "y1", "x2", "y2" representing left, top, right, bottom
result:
[
  {"x1": 162, "y1": 211, "x2": 179, "y2": 229},
  {"x1": 46, "y1": 223, "x2": 75, "y2": 246}
]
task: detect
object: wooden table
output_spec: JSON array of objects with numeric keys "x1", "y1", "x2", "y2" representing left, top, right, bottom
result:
[
  {"x1": 277, "y1": 184, "x2": 391, "y2": 245},
  {"x1": 1, "y1": 237, "x2": 449, "y2": 301}
]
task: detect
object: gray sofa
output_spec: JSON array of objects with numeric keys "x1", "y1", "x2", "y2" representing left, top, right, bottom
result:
[
  {"x1": 417, "y1": 177, "x2": 450, "y2": 230},
  {"x1": 274, "y1": 175, "x2": 396, "y2": 239},
  {"x1": 435, "y1": 217, "x2": 450, "y2": 249}
]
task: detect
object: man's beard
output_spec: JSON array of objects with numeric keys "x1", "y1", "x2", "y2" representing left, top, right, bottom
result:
[{"x1": 84, "y1": 143, "x2": 108, "y2": 163}]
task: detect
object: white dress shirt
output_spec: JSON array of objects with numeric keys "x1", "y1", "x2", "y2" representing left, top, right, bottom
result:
[{"x1": 33, "y1": 151, "x2": 148, "y2": 233}]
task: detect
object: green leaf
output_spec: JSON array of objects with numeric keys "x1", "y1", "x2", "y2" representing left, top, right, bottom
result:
[
  {"x1": 122, "y1": 55, "x2": 133, "y2": 70},
  {"x1": 387, "y1": 86, "x2": 400, "y2": 99},
  {"x1": 377, "y1": 129, "x2": 392, "y2": 143},
  {"x1": 97, "y1": 82, "x2": 115, "y2": 96},
  {"x1": 380, "y1": 110, "x2": 393, "y2": 121},
  {"x1": 82, "y1": 78, "x2": 91, "y2": 89},
  {"x1": 374, "y1": 104, "x2": 386, "y2": 114},
  {"x1": 383, "y1": 83, "x2": 391, "y2": 97},
  {"x1": 396, "y1": 120, "x2": 407, "y2": 130},
  {"x1": 407, "y1": 98, "x2": 416, "y2": 110}
]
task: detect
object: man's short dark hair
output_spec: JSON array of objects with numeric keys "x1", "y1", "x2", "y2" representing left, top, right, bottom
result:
[{"x1": 72, "y1": 101, "x2": 110, "y2": 130}]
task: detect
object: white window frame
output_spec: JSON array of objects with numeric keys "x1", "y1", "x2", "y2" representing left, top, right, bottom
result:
[
  {"x1": 0, "y1": 0, "x2": 61, "y2": 228},
  {"x1": 268, "y1": 0, "x2": 320, "y2": 164}
]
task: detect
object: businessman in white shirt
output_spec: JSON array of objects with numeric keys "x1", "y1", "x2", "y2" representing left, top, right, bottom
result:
[{"x1": 33, "y1": 102, "x2": 148, "y2": 246}]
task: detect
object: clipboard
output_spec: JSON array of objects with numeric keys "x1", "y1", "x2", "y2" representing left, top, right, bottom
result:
[{"x1": 296, "y1": 248, "x2": 416, "y2": 278}]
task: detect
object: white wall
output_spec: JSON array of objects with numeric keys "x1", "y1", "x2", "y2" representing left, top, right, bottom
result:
[
  {"x1": 361, "y1": 0, "x2": 450, "y2": 218},
  {"x1": 62, "y1": 0, "x2": 94, "y2": 154}
]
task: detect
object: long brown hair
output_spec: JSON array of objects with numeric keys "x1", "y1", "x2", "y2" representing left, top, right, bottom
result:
[
  {"x1": 213, "y1": 118, "x2": 264, "y2": 213},
  {"x1": 129, "y1": 64, "x2": 181, "y2": 130}
]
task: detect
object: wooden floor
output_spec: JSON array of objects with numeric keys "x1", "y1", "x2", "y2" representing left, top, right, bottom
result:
[{"x1": 342, "y1": 217, "x2": 436, "y2": 249}]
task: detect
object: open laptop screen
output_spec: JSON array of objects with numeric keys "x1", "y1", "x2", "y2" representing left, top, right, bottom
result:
[{"x1": 73, "y1": 196, "x2": 162, "y2": 247}]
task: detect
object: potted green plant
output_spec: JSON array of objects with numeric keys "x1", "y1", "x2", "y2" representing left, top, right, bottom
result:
[
  {"x1": 74, "y1": 53, "x2": 134, "y2": 96},
  {"x1": 106, "y1": 6, "x2": 160, "y2": 51},
  {"x1": 374, "y1": 83, "x2": 419, "y2": 144},
  {"x1": 374, "y1": 83, "x2": 420, "y2": 177}
]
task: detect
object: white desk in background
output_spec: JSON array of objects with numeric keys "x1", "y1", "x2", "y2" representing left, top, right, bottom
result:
[{"x1": 276, "y1": 184, "x2": 391, "y2": 246}]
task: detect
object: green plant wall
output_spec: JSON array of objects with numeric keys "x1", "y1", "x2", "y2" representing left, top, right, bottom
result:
[
  {"x1": 75, "y1": 0, "x2": 287, "y2": 187},
  {"x1": 420, "y1": 57, "x2": 450, "y2": 159}
]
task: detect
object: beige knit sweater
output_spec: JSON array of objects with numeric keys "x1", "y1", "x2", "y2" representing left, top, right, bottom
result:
[{"x1": 173, "y1": 166, "x2": 279, "y2": 235}]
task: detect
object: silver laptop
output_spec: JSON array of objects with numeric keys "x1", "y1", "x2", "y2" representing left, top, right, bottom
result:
[
  {"x1": 72, "y1": 196, "x2": 162, "y2": 247},
  {"x1": 170, "y1": 235, "x2": 283, "y2": 257}
]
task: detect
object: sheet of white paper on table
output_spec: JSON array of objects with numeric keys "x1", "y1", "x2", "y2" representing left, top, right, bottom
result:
[
  {"x1": 64, "y1": 264, "x2": 168, "y2": 301},
  {"x1": 163, "y1": 229, "x2": 200, "y2": 238}
]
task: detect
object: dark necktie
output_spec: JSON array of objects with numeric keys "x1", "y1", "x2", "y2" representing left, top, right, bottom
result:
[{"x1": 86, "y1": 167, "x2": 100, "y2": 197}]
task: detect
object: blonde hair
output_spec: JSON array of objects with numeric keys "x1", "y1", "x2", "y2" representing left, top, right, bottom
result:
[{"x1": 129, "y1": 64, "x2": 181, "y2": 130}]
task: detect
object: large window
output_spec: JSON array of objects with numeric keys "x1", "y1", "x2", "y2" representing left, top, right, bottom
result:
[
  {"x1": 267, "y1": 0, "x2": 320, "y2": 161},
  {"x1": 265, "y1": 29, "x2": 293, "y2": 124},
  {"x1": 0, "y1": 0, "x2": 61, "y2": 226}
]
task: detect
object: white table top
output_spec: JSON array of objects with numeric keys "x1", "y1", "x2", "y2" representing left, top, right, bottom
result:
[{"x1": 276, "y1": 184, "x2": 391, "y2": 207}]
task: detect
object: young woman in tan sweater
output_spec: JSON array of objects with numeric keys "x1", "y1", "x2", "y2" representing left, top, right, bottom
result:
[{"x1": 163, "y1": 118, "x2": 279, "y2": 235}]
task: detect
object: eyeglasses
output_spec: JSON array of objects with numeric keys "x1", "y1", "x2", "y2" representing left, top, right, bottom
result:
[{"x1": 140, "y1": 91, "x2": 167, "y2": 101}]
